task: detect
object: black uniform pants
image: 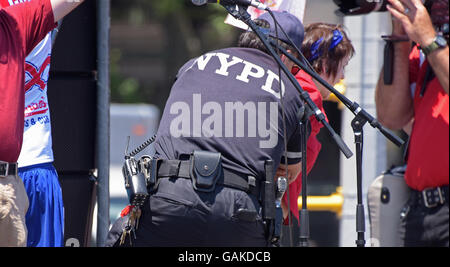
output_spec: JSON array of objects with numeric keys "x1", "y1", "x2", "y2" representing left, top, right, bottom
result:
[
  {"x1": 400, "y1": 189, "x2": 449, "y2": 247},
  {"x1": 105, "y1": 177, "x2": 267, "y2": 247}
]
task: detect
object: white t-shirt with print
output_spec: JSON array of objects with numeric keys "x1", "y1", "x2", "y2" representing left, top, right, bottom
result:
[{"x1": 17, "y1": 33, "x2": 54, "y2": 168}]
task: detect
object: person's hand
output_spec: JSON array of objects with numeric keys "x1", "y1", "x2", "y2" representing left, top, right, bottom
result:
[
  {"x1": 391, "y1": 12, "x2": 407, "y2": 37},
  {"x1": 387, "y1": 0, "x2": 436, "y2": 47},
  {"x1": 275, "y1": 163, "x2": 301, "y2": 184}
]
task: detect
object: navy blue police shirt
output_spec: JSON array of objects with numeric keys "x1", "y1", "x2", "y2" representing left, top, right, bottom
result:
[{"x1": 154, "y1": 47, "x2": 304, "y2": 180}]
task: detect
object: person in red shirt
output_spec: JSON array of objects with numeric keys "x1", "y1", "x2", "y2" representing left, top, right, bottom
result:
[
  {"x1": 277, "y1": 23, "x2": 354, "y2": 228},
  {"x1": 0, "y1": 0, "x2": 84, "y2": 247},
  {"x1": 375, "y1": 0, "x2": 449, "y2": 246}
]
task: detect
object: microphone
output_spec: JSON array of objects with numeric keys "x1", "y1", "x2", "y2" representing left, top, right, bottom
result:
[
  {"x1": 191, "y1": 0, "x2": 268, "y2": 10},
  {"x1": 275, "y1": 176, "x2": 288, "y2": 208}
]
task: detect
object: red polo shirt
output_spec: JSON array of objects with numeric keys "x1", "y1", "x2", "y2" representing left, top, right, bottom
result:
[
  {"x1": 405, "y1": 46, "x2": 449, "y2": 190},
  {"x1": 282, "y1": 70, "x2": 329, "y2": 224},
  {"x1": 0, "y1": 0, "x2": 56, "y2": 162}
]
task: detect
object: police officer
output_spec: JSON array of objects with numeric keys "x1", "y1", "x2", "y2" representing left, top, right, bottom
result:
[{"x1": 106, "y1": 11, "x2": 306, "y2": 247}]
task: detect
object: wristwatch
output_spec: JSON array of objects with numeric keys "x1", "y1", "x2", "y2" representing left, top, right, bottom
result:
[{"x1": 420, "y1": 35, "x2": 448, "y2": 56}]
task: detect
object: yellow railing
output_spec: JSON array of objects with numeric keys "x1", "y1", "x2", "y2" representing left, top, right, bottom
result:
[
  {"x1": 326, "y1": 80, "x2": 346, "y2": 110},
  {"x1": 297, "y1": 187, "x2": 344, "y2": 217}
]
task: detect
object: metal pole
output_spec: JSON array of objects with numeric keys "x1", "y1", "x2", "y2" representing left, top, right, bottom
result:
[{"x1": 96, "y1": 0, "x2": 111, "y2": 247}]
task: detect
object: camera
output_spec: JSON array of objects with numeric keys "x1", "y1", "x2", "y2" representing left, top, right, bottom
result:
[
  {"x1": 333, "y1": 0, "x2": 448, "y2": 38},
  {"x1": 333, "y1": 0, "x2": 389, "y2": 16}
]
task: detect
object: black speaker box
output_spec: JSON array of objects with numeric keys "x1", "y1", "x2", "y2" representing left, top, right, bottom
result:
[
  {"x1": 51, "y1": 0, "x2": 97, "y2": 73},
  {"x1": 47, "y1": 78, "x2": 97, "y2": 172},
  {"x1": 59, "y1": 174, "x2": 97, "y2": 247},
  {"x1": 47, "y1": 0, "x2": 98, "y2": 247},
  {"x1": 48, "y1": 0, "x2": 98, "y2": 172}
]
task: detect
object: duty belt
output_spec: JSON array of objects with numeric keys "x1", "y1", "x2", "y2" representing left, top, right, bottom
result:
[
  {"x1": 412, "y1": 185, "x2": 449, "y2": 208},
  {"x1": 0, "y1": 161, "x2": 18, "y2": 178},
  {"x1": 153, "y1": 159, "x2": 262, "y2": 198}
]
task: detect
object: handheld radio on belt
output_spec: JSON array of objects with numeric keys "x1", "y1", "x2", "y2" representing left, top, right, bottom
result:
[
  {"x1": 122, "y1": 156, "x2": 149, "y2": 208},
  {"x1": 118, "y1": 135, "x2": 157, "y2": 245},
  {"x1": 119, "y1": 134, "x2": 281, "y2": 246},
  {"x1": 122, "y1": 135, "x2": 157, "y2": 208}
]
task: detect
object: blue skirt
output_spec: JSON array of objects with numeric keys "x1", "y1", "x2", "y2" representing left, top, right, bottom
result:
[{"x1": 19, "y1": 163, "x2": 64, "y2": 247}]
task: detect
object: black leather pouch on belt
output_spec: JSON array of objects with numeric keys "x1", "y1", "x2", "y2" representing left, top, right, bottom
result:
[{"x1": 189, "y1": 151, "x2": 223, "y2": 193}]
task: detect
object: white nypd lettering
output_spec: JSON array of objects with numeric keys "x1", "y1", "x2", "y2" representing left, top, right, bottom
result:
[
  {"x1": 236, "y1": 59, "x2": 265, "y2": 83},
  {"x1": 183, "y1": 52, "x2": 286, "y2": 98},
  {"x1": 215, "y1": 52, "x2": 243, "y2": 76},
  {"x1": 194, "y1": 53, "x2": 216, "y2": 71},
  {"x1": 262, "y1": 69, "x2": 285, "y2": 99},
  {"x1": 170, "y1": 94, "x2": 279, "y2": 149}
]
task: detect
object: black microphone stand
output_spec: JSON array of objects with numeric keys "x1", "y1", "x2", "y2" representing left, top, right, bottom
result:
[
  {"x1": 270, "y1": 40, "x2": 405, "y2": 148},
  {"x1": 352, "y1": 115, "x2": 366, "y2": 247},
  {"x1": 298, "y1": 104, "x2": 313, "y2": 247},
  {"x1": 267, "y1": 38, "x2": 406, "y2": 247}
]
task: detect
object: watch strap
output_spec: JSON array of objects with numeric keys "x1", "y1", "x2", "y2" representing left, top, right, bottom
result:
[{"x1": 421, "y1": 36, "x2": 447, "y2": 56}]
